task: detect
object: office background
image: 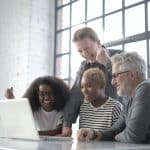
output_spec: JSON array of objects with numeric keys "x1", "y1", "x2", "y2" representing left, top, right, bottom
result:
[{"x1": 0, "y1": 0, "x2": 149, "y2": 98}]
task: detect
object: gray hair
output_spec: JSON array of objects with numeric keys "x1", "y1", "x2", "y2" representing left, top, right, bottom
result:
[{"x1": 111, "y1": 52, "x2": 146, "y2": 79}]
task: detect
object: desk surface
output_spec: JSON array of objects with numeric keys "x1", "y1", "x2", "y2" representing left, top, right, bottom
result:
[{"x1": 0, "y1": 138, "x2": 150, "y2": 150}]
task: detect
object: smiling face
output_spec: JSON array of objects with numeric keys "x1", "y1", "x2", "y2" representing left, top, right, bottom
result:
[
  {"x1": 38, "y1": 84, "x2": 55, "y2": 112},
  {"x1": 81, "y1": 75, "x2": 102, "y2": 103},
  {"x1": 111, "y1": 64, "x2": 132, "y2": 97},
  {"x1": 81, "y1": 68, "x2": 106, "y2": 104},
  {"x1": 75, "y1": 37, "x2": 100, "y2": 62}
]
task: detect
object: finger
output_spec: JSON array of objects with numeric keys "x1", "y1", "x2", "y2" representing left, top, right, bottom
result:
[
  {"x1": 10, "y1": 87, "x2": 13, "y2": 92},
  {"x1": 86, "y1": 133, "x2": 92, "y2": 142},
  {"x1": 77, "y1": 131, "x2": 86, "y2": 142},
  {"x1": 77, "y1": 130, "x2": 83, "y2": 142},
  {"x1": 5, "y1": 89, "x2": 11, "y2": 98},
  {"x1": 61, "y1": 132, "x2": 67, "y2": 137},
  {"x1": 78, "y1": 135, "x2": 85, "y2": 142},
  {"x1": 77, "y1": 130, "x2": 81, "y2": 141},
  {"x1": 68, "y1": 131, "x2": 72, "y2": 137}
]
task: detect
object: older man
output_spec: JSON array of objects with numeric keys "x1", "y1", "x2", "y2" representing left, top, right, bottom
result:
[{"x1": 77, "y1": 52, "x2": 150, "y2": 143}]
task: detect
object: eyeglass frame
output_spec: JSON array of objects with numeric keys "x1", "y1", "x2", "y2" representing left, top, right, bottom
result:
[{"x1": 112, "y1": 70, "x2": 130, "y2": 79}]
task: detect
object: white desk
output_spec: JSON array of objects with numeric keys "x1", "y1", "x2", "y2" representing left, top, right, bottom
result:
[{"x1": 0, "y1": 138, "x2": 150, "y2": 150}]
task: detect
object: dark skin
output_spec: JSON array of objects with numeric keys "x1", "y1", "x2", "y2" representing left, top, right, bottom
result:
[
  {"x1": 5, "y1": 84, "x2": 63, "y2": 136},
  {"x1": 91, "y1": 95, "x2": 108, "y2": 108},
  {"x1": 38, "y1": 84, "x2": 55, "y2": 112},
  {"x1": 38, "y1": 84, "x2": 62, "y2": 136},
  {"x1": 81, "y1": 75, "x2": 108, "y2": 108},
  {"x1": 38, "y1": 124, "x2": 62, "y2": 136}
]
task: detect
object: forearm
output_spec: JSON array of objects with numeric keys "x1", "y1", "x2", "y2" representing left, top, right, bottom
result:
[
  {"x1": 63, "y1": 121, "x2": 72, "y2": 128},
  {"x1": 63, "y1": 62, "x2": 84, "y2": 126},
  {"x1": 63, "y1": 89, "x2": 83, "y2": 126},
  {"x1": 101, "y1": 129, "x2": 118, "y2": 141},
  {"x1": 101, "y1": 111, "x2": 126, "y2": 141},
  {"x1": 38, "y1": 125, "x2": 62, "y2": 136}
]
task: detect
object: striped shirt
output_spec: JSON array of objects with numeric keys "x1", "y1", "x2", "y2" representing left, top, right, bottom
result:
[{"x1": 79, "y1": 97, "x2": 123, "y2": 131}]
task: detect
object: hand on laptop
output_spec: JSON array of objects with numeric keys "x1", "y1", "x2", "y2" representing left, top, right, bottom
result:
[{"x1": 5, "y1": 87, "x2": 15, "y2": 99}]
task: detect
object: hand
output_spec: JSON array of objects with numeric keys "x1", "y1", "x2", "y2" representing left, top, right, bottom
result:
[
  {"x1": 5, "y1": 87, "x2": 15, "y2": 99},
  {"x1": 77, "y1": 128, "x2": 94, "y2": 142},
  {"x1": 96, "y1": 47, "x2": 110, "y2": 66},
  {"x1": 61, "y1": 127, "x2": 72, "y2": 137}
]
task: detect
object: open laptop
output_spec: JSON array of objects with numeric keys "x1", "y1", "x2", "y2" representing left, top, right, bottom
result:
[{"x1": 0, "y1": 98, "x2": 72, "y2": 141}]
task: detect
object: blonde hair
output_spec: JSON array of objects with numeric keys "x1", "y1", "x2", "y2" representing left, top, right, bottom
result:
[{"x1": 83, "y1": 68, "x2": 106, "y2": 89}]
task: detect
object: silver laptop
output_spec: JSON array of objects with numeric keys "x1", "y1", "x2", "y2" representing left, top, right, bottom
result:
[{"x1": 0, "y1": 98, "x2": 72, "y2": 141}]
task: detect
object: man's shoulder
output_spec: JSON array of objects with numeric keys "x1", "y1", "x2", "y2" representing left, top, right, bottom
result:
[
  {"x1": 137, "y1": 79, "x2": 150, "y2": 89},
  {"x1": 142, "y1": 79, "x2": 150, "y2": 84},
  {"x1": 134, "y1": 79, "x2": 150, "y2": 100}
]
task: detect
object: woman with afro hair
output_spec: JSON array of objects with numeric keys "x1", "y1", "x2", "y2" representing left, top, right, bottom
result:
[{"x1": 5, "y1": 76, "x2": 70, "y2": 136}]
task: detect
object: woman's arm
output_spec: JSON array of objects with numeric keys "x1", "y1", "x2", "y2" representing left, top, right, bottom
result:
[{"x1": 38, "y1": 124, "x2": 62, "y2": 136}]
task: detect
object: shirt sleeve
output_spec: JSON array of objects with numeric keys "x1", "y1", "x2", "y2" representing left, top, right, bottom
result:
[
  {"x1": 101, "y1": 108, "x2": 126, "y2": 141},
  {"x1": 105, "y1": 62, "x2": 112, "y2": 74},
  {"x1": 63, "y1": 61, "x2": 85, "y2": 127},
  {"x1": 56, "y1": 112, "x2": 63, "y2": 126},
  {"x1": 112, "y1": 102, "x2": 123, "y2": 125},
  {"x1": 114, "y1": 82, "x2": 150, "y2": 143}
]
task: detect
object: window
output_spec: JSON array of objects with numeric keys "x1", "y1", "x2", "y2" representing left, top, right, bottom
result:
[
  {"x1": 87, "y1": 0, "x2": 102, "y2": 20},
  {"x1": 107, "y1": 45, "x2": 123, "y2": 50},
  {"x1": 125, "y1": 0, "x2": 143, "y2": 7},
  {"x1": 104, "y1": 12, "x2": 122, "y2": 42},
  {"x1": 124, "y1": 40, "x2": 147, "y2": 66},
  {"x1": 105, "y1": 0, "x2": 122, "y2": 13},
  {"x1": 55, "y1": 0, "x2": 150, "y2": 86},
  {"x1": 57, "y1": 5, "x2": 70, "y2": 30},
  {"x1": 71, "y1": 0, "x2": 85, "y2": 26},
  {"x1": 56, "y1": 30, "x2": 70, "y2": 54},
  {"x1": 148, "y1": 2, "x2": 150, "y2": 31},
  {"x1": 56, "y1": 55, "x2": 69, "y2": 79},
  {"x1": 87, "y1": 19, "x2": 103, "y2": 42},
  {"x1": 125, "y1": 4, "x2": 145, "y2": 37},
  {"x1": 57, "y1": 0, "x2": 70, "y2": 7}
]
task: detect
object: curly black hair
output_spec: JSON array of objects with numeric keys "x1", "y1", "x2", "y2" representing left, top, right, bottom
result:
[{"x1": 23, "y1": 76, "x2": 70, "y2": 112}]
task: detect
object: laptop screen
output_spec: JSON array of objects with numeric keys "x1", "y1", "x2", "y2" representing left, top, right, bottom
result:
[{"x1": 0, "y1": 98, "x2": 39, "y2": 140}]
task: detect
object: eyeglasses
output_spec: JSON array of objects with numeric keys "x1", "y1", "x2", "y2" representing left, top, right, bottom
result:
[{"x1": 112, "y1": 71, "x2": 130, "y2": 79}]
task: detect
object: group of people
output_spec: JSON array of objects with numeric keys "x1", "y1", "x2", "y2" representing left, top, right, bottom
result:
[{"x1": 5, "y1": 27, "x2": 150, "y2": 143}]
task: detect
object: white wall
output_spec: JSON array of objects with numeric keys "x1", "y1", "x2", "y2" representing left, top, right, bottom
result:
[{"x1": 0, "y1": 0, "x2": 55, "y2": 98}]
